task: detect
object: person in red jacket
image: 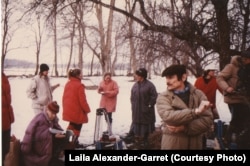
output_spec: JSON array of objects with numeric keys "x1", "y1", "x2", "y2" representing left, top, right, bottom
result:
[
  {"x1": 194, "y1": 69, "x2": 222, "y2": 119},
  {"x1": 62, "y1": 68, "x2": 91, "y2": 147},
  {"x1": 2, "y1": 72, "x2": 15, "y2": 162}
]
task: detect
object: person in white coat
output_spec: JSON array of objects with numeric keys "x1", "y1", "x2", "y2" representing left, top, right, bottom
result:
[{"x1": 27, "y1": 64, "x2": 60, "y2": 115}]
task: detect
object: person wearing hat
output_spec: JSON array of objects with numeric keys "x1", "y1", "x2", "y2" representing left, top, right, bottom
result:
[
  {"x1": 217, "y1": 48, "x2": 250, "y2": 149},
  {"x1": 21, "y1": 101, "x2": 66, "y2": 166},
  {"x1": 194, "y1": 69, "x2": 222, "y2": 119},
  {"x1": 129, "y1": 68, "x2": 158, "y2": 149},
  {"x1": 26, "y1": 63, "x2": 60, "y2": 115},
  {"x1": 156, "y1": 64, "x2": 213, "y2": 149}
]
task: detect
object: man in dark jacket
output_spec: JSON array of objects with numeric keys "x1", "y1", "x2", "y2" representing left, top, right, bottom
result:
[{"x1": 130, "y1": 68, "x2": 158, "y2": 148}]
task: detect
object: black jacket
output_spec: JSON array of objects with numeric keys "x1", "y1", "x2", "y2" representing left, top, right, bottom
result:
[{"x1": 130, "y1": 79, "x2": 158, "y2": 124}]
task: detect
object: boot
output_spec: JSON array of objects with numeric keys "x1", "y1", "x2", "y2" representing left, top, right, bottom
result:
[
  {"x1": 72, "y1": 136, "x2": 85, "y2": 149},
  {"x1": 109, "y1": 123, "x2": 113, "y2": 135},
  {"x1": 104, "y1": 122, "x2": 112, "y2": 135}
]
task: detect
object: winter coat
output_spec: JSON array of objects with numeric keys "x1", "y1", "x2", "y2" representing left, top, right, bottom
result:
[
  {"x1": 26, "y1": 75, "x2": 57, "y2": 111},
  {"x1": 98, "y1": 79, "x2": 119, "y2": 112},
  {"x1": 130, "y1": 79, "x2": 158, "y2": 124},
  {"x1": 21, "y1": 111, "x2": 63, "y2": 166},
  {"x1": 2, "y1": 73, "x2": 15, "y2": 131},
  {"x1": 62, "y1": 77, "x2": 91, "y2": 124},
  {"x1": 194, "y1": 76, "x2": 222, "y2": 108},
  {"x1": 156, "y1": 83, "x2": 213, "y2": 149},
  {"x1": 216, "y1": 56, "x2": 249, "y2": 104}
]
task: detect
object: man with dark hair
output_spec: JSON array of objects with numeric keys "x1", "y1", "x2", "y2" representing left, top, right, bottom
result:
[
  {"x1": 156, "y1": 64, "x2": 213, "y2": 149},
  {"x1": 217, "y1": 49, "x2": 250, "y2": 149}
]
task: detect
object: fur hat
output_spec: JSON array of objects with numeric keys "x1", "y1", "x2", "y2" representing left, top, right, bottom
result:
[
  {"x1": 135, "y1": 68, "x2": 147, "y2": 79},
  {"x1": 47, "y1": 101, "x2": 59, "y2": 114},
  {"x1": 40, "y1": 63, "x2": 49, "y2": 73}
]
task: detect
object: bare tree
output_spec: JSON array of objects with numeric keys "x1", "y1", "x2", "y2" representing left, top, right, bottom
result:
[
  {"x1": 125, "y1": 0, "x2": 137, "y2": 75},
  {"x1": 95, "y1": 0, "x2": 115, "y2": 74},
  {"x1": 1, "y1": 0, "x2": 15, "y2": 71},
  {"x1": 89, "y1": 0, "x2": 250, "y2": 69},
  {"x1": 33, "y1": 14, "x2": 44, "y2": 75},
  {"x1": 51, "y1": 0, "x2": 59, "y2": 76}
]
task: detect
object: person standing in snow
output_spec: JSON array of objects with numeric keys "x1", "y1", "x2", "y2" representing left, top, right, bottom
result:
[
  {"x1": 156, "y1": 65, "x2": 213, "y2": 149},
  {"x1": 130, "y1": 68, "x2": 158, "y2": 148},
  {"x1": 2, "y1": 72, "x2": 15, "y2": 163},
  {"x1": 26, "y1": 63, "x2": 60, "y2": 115},
  {"x1": 97, "y1": 72, "x2": 119, "y2": 134},
  {"x1": 216, "y1": 49, "x2": 250, "y2": 149},
  {"x1": 62, "y1": 68, "x2": 91, "y2": 148}
]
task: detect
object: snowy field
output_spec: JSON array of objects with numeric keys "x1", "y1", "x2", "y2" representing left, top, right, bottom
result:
[{"x1": 5, "y1": 69, "x2": 231, "y2": 146}]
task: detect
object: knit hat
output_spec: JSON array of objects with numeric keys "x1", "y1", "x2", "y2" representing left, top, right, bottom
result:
[
  {"x1": 135, "y1": 68, "x2": 147, "y2": 79},
  {"x1": 40, "y1": 63, "x2": 49, "y2": 73},
  {"x1": 47, "y1": 101, "x2": 59, "y2": 114}
]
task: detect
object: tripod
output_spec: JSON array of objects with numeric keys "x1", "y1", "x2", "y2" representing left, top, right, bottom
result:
[{"x1": 93, "y1": 108, "x2": 112, "y2": 144}]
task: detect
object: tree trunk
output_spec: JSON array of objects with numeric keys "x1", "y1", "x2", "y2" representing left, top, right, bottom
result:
[
  {"x1": 211, "y1": 0, "x2": 231, "y2": 69},
  {"x1": 53, "y1": 4, "x2": 59, "y2": 76},
  {"x1": 96, "y1": 0, "x2": 115, "y2": 75}
]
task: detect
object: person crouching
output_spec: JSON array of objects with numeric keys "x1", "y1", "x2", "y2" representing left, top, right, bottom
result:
[{"x1": 21, "y1": 101, "x2": 66, "y2": 166}]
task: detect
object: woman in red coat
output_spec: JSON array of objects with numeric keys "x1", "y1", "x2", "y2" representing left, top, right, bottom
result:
[
  {"x1": 2, "y1": 72, "x2": 15, "y2": 161},
  {"x1": 62, "y1": 69, "x2": 91, "y2": 147}
]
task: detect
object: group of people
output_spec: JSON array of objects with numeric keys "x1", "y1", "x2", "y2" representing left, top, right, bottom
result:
[{"x1": 2, "y1": 48, "x2": 250, "y2": 165}]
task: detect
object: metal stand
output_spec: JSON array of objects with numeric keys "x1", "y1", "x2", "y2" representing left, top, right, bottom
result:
[{"x1": 93, "y1": 108, "x2": 112, "y2": 144}]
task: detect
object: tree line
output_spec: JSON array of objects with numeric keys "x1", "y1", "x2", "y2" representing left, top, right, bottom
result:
[{"x1": 2, "y1": 0, "x2": 249, "y2": 77}]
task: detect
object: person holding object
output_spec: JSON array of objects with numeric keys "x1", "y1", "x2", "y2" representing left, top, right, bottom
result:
[
  {"x1": 194, "y1": 69, "x2": 222, "y2": 119},
  {"x1": 26, "y1": 63, "x2": 60, "y2": 115},
  {"x1": 216, "y1": 49, "x2": 250, "y2": 149},
  {"x1": 62, "y1": 68, "x2": 91, "y2": 148},
  {"x1": 156, "y1": 65, "x2": 213, "y2": 149},
  {"x1": 2, "y1": 72, "x2": 15, "y2": 164},
  {"x1": 97, "y1": 72, "x2": 119, "y2": 134},
  {"x1": 21, "y1": 101, "x2": 66, "y2": 166}
]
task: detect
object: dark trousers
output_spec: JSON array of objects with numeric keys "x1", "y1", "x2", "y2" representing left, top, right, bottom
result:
[
  {"x1": 104, "y1": 112, "x2": 112, "y2": 124},
  {"x1": 49, "y1": 136, "x2": 68, "y2": 166},
  {"x1": 67, "y1": 122, "x2": 83, "y2": 137},
  {"x1": 228, "y1": 103, "x2": 250, "y2": 149},
  {"x1": 2, "y1": 129, "x2": 11, "y2": 165},
  {"x1": 228, "y1": 103, "x2": 250, "y2": 133}
]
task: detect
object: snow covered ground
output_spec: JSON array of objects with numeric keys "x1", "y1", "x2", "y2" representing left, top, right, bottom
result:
[{"x1": 6, "y1": 72, "x2": 231, "y2": 146}]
